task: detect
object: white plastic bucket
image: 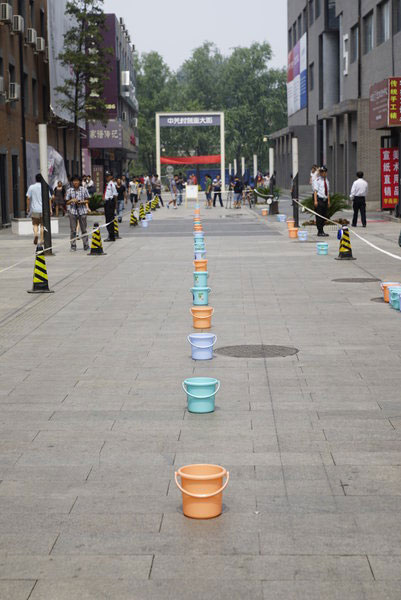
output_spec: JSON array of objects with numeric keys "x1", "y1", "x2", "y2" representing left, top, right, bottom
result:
[
  {"x1": 141, "y1": 219, "x2": 148, "y2": 228},
  {"x1": 188, "y1": 333, "x2": 217, "y2": 360}
]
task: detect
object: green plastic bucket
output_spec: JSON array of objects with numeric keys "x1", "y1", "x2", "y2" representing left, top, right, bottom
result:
[
  {"x1": 182, "y1": 377, "x2": 220, "y2": 413},
  {"x1": 191, "y1": 287, "x2": 211, "y2": 306}
]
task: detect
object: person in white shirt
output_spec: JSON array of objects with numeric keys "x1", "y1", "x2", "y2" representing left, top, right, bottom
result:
[
  {"x1": 310, "y1": 165, "x2": 319, "y2": 190},
  {"x1": 129, "y1": 178, "x2": 138, "y2": 206},
  {"x1": 103, "y1": 171, "x2": 118, "y2": 241},
  {"x1": 26, "y1": 174, "x2": 52, "y2": 245},
  {"x1": 350, "y1": 171, "x2": 368, "y2": 228},
  {"x1": 313, "y1": 166, "x2": 330, "y2": 237}
]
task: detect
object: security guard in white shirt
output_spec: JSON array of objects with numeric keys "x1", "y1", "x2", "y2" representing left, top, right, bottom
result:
[
  {"x1": 350, "y1": 171, "x2": 368, "y2": 228},
  {"x1": 104, "y1": 171, "x2": 117, "y2": 241},
  {"x1": 313, "y1": 166, "x2": 330, "y2": 237}
]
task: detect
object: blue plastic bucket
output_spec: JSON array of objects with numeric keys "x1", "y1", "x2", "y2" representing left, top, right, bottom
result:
[
  {"x1": 194, "y1": 250, "x2": 207, "y2": 260},
  {"x1": 187, "y1": 333, "x2": 217, "y2": 360},
  {"x1": 193, "y1": 271, "x2": 209, "y2": 288},
  {"x1": 298, "y1": 230, "x2": 308, "y2": 242},
  {"x1": 389, "y1": 286, "x2": 401, "y2": 309},
  {"x1": 182, "y1": 377, "x2": 220, "y2": 413},
  {"x1": 146, "y1": 213, "x2": 152, "y2": 221},
  {"x1": 277, "y1": 214, "x2": 286, "y2": 222},
  {"x1": 191, "y1": 287, "x2": 211, "y2": 306},
  {"x1": 194, "y1": 243, "x2": 206, "y2": 251},
  {"x1": 194, "y1": 232, "x2": 204, "y2": 240},
  {"x1": 316, "y1": 242, "x2": 328, "y2": 255}
]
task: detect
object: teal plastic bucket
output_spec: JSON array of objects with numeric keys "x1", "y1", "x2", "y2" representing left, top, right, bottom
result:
[
  {"x1": 194, "y1": 232, "x2": 204, "y2": 240},
  {"x1": 182, "y1": 377, "x2": 220, "y2": 413},
  {"x1": 316, "y1": 242, "x2": 328, "y2": 255},
  {"x1": 277, "y1": 214, "x2": 286, "y2": 222},
  {"x1": 187, "y1": 333, "x2": 217, "y2": 360},
  {"x1": 194, "y1": 250, "x2": 207, "y2": 260},
  {"x1": 298, "y1": 230, "x2": 308, "y2": 242},
  {"x1": 191, "y1": 287, "x2": 211, "y2": 306},
  {"x1": 194, "y1": 242, "x2": 206, "y2": 251},
  {"x1": 193, "y1": 271, "x2": 209, "y2": 288},
  {"x1": 389, "y1": 286, "x2": 401, "y2": 309}
]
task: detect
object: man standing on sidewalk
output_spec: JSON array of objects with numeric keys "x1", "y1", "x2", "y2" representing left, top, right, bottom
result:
[
  {"x1": 65, "y1": 175, "x2": 90, "y2": 251},
  {"x1": 350, "y1": 171, "x2": 368, "y2": 228},
  {"x1": 213, "y1": 174, "x2": 223, "y2": 207},
  {"x1": 104, "y1": 171, "x2": 117, "y2": 242},
  {"x1": 313, "y1": 166, "x2": 330, "y2": 237}
]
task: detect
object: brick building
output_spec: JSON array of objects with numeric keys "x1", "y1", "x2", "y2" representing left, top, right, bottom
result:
[{"x1": 270, "y1": 0, "x2": 401, "y2": 209}]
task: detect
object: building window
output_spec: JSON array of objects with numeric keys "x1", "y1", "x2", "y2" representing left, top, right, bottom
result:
[
  {"x1": 303, "y1": 8, "x2": 307, "y2": 33},
  {"x1": 32, "y1": 78, "x2": 38, "y2": 117},
  {"x1": 350, "y1": 24, "x2": 359, "y2": 63},
  {"x1": 315, "y1": 0, "x2": 321, "y2": 18},
  {"x1": 29, "y1": 0, "x2": 35, "y2": 27},
  {"x1": 18, "y1": 0, "x2": 26, "y2": 19},
  {"x1": 297, "y1": 15, "x2": 302, "y2": 40},
  {"x1": 327, "y1": 0, "x2": 338, "y2": 29},
  {"x1": 377, "y1": 0, "x2": 390, "y2": 45},
  {"x1": 363, "y1": 11, "x2": 374, "y2": 54},
  {"x1": 396, "y1": 0, "x2": 401, "y2": 33},
  {"x1": 309, "y1": 63, "x2": 314, "y2": 90},
  {"x1": 23, "y1": 73, "x2": 28, "y2": 114},
  {"x1": 309, "y1": 0, "x2": 314, "y2": 26},
  {"x1": 8, "y1": 64, "x2": 15, "y2": 84},
  {"x1": 293, "y1": 23, "x2": 297, "y2": 46},
  {"x1": 40, "y1": 8, "x2": 45, "y2": 37},
  {"x1": 288, "y1": 28, "x2": 292, "y2": 50}
]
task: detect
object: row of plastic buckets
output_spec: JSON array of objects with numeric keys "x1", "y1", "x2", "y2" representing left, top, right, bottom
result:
[
  {"x1": 381, "y1": 281, "x2": 401, "y2": 310},
  {"x1": 175, "y1": 202, "x2": 227, "y2": 520},
  {"x1": 278, "y1": 215, "x2": 331, "y2": 255}
]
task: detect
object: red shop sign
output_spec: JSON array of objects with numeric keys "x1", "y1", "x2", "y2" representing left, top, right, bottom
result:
[{"x1": 381, "y1": 148, "x2": 399, "y2": 209}]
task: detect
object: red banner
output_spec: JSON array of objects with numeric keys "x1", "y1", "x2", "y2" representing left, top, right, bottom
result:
[
  {"x1": 381, "y1": 148, "x2": 399, "y2": 209},
  {"x1": 161, "y1": 155, "x2": 221, "y2": 165},
  {"x1": 389, "y1": 78, "x2": 401, "y2": 126}
]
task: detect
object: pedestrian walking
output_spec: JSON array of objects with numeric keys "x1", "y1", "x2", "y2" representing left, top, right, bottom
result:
[
  {"x1": 129, "y1": 177, "x2": 138, "y2": 206},
  {"x1": 103, "y1": 171, "x2": 117, "y2": 241},
  {"x1": 26, "y1": 174, "x2": 52, "y2": 245},
  {"x1": 176, "y1": 173, "x2": 184, "y2": 206},
  {"x1": 116, "y1": 177, "x2": 127, "y2": 223},
  {"x1": 167, "y1": 175, "x2": 178, "y2": 209},
  {"x1": 205, "y1": 174, "x2": 213, "y2": 208},
  {"x1": 213, "y1": 174, "x2": 223, "y2": 207},
  {"x1": 233, "y1": 176, "x2": 244, "y2": 209},
  {"x1": 145, "y1": 175, "x2": 153, "y2": 202},
  {"x1": 65, "y1": 175, "x2": 90, "y2": 251},
  {"x1": 52, "y1": 181, "x2": 66, "y2": 217},
  {"x1": 350, "y1": 171, "x2": 368, "y2": 228},
  {"x1": 153, "y1": 174, "x2": 164, "y2": 207},
  {"x1": 313, "y1": 166, "x2": 330, "y2": 237}
]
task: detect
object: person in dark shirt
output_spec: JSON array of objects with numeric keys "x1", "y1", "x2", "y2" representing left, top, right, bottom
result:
[
  {"x1": 233, "y1": 177, "x2": 244, "y2": 209},
  {"x1": 116, "y1": 178, "x2": 127, "y2": 223}
]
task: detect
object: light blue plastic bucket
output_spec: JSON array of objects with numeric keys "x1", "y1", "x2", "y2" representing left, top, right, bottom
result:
[
  {"x1": 316, "y1": 242, "x2": 328, "y2": 255},
  {"x1": 141, "y1": 219, "x2": 148, "y2": 228},
  {"x1": 146, "y1": 213, "x2": 152, "y2": 221},
  {"x1": 194, "y1": 243, "x2": 206, "y2": 252},
  {"x1": 194, "y1": 232, "x2": 204, "y2": 240},
  {"x1": 193, "y1": 271, "x2": 209, "y2": 288},
  {"x1": 191, "y1": 287, "x2": 211, "y2": 306},
  {"x1": 298, "y1": 230, "x2": 308, "y2": 242},
  {"x1": 187, "y1": 333, "x2": 217, "y2": 360},
  {"x1": 182, "y1": 377, "x2": 220, "y2": 413},
  {"x1": 277, "y1": 214, "x2": 286, "y2": 222},
  {"x1": 194, "y1": 250, "x2": 207, "y2": 260},
  {"x1": 389, "y1": 286, "x2": 401, "y2": 309}
]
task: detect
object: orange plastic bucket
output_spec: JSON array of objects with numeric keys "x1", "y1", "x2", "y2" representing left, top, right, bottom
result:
[
  {"x1": 289, "y1": 227, "x2": 298, "y2": 239},
  {"x1": 194, "y1": 259, "x2": 208, "y2": 272},
  {"x1": 175, "y1": 464, "x2": 229, "y2": 519},
  {"x1": 287, "y1": 219, "x2": 295, "y2": 229},
  {"x1": 191, "y1": 306, "x2": 214, "y2": 329},
  {"x1": 194, "y1": 225, "x2": 203, "y2": 231},
  {"x1": 194, "y1": 209, "x2": 201, "y2": 216},
  {"x1": 261, "y1": 208, "x2": 268, "y2": 216},
  {"x1": 381, "y1": 282, "x2": 401, "y2": 303}
]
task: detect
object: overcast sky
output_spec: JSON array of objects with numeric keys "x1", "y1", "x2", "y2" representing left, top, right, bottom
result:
[{"x1": 103, "y1": 0, "x2": 287, "y2": 71}]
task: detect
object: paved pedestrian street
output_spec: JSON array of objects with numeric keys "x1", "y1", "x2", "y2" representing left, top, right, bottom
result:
[{"x1": 2, "y1": 204, "x2": 401, "y2": 599}]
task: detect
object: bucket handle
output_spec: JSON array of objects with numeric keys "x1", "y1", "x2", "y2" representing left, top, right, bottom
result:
[
  {"x1": 190, "y1": 288, "x2": 211, "y2": 294},
  {"x1": 174, "y1": 471, "x2": 229, "y2": 499},
  {"x1": 190, "y1": 308, "x2": 214, "y2": 318},
  {"x1": 182, "y1": 380, "x2": 221, "y2": 399},
  {"x1": 187, "y1": 335, "x2": 217, "y2": 349}
]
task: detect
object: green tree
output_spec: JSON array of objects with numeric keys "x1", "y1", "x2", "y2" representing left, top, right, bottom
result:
[{"x1": 56, "y1": 0, "x2": 112, "y2": 169}]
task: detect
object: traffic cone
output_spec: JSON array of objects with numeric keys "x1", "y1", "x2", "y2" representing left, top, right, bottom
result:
[
  {"x1": 139, "y1": 204, "x2": 146, "y2": 220},
  {"x1": 151, "y1": 198, "x2": 157, "y2": 211},
  {"x1": 89, "y1": 223, "x2": 106, "y2": 255},
  {"x1": 114, "y1": 218, "x2": 121, "y2": 239},
  {"x1": 130, "y1": 209, "x2": 138, "y2": 226},
  {"x1": 146, "y1": 202, "x2": 151, "y2": 214},
  {"x1": 335, "y1": 226, "x2": 356, "y2": 260},
  {"x1": 27, "y1": 246, "x2": 54, "y2": 294}
]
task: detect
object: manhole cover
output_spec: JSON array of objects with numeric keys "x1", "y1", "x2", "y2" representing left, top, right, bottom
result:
[
  {"x1": 332, "y1": 278, "x2": 380, "y2": 283},
  {"x1": 215, "y1": 344, "x2": 299, "y2": 358},
  {"x1": 371, "y1": 297, "x2": 385, "y2": 303},
  {"x1": 220, "y1": 214, "x2": 247, "y2": 218}
]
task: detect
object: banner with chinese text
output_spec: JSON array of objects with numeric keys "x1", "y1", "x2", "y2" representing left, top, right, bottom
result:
[{"x1": 381, "y1": 148, "x2": 399, "y2": 209}]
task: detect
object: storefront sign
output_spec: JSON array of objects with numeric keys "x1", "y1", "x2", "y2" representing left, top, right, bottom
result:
[
  {"x1": 88, "y1": 120, "x2": 123, "y2": 148},
  {"x1": 92, "y1": 165, "x2": 104, "y2": 194},
  {"x1": 381, "y1": 148, "x2": 399, "y2": 209},
  {"x1": 370, "y1": 78, "x2": 401, "y2": 128},
  {"x1": 159, "y1": 115, "x2": 221, "y2": 127}
]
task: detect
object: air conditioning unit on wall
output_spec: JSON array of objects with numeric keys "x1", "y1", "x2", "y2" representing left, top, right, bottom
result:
[
  {"x1": 0, "y1": 76, "x2": 4, "y2": 94},
  {"x1": 122, "y1": 111, "x2": 127, "y2": 121},
  {"x1": 36, "y1": 37, "x2": 45, "y2": 52},
  {"x1": 12, "y1": 14, "x2": 24, "y2": 33},
  {"x1": 0, "y1": 3, "x2": 12, "y2": 23},
  {"x1": 26, "y1": 28, "x2": 37, "y2": 46}
]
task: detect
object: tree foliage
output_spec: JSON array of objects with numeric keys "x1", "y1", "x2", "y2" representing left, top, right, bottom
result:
[
  {"x1": 56, "y1": 0, "x2": 112, "y2": 166},
  {"x1": 134, "y1": 41, "x2": 287, "y2": 174}
]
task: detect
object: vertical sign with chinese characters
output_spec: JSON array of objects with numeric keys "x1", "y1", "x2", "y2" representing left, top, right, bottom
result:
[
  {"x1": 381, "y1": 148, "x2": 399, "y2": 209},
  {"x1": 388, "y1": 78, "x2": 401, "y2": 126},
  {"x1": 92, "y1": 165, "x2": 104, "y2": 195}
]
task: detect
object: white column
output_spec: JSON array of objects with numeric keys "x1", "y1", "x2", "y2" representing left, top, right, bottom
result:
[
  {"x1": 269, "y1": 147, "x2": 275, "y2": 175},
  {"x1": 292, "y1": 137, "x2": 299, "y2": 182},
  {"x1": 253, "y1": 154, "x2": 258, "y2": 178},
  {"x1": 241, "y1": 157, "x2": 245, "y2": 176},
  {"x1": 234, "y1": 158, "x2": 237, "y2": 175},
  {"x1": 220, "y1": 112, "x2": 225, "y2": 190},
  {"x1": 39, "y1": 124, "x2": 48, "y2": 182},
  {"x1": 155, "y1": 114, "x2": 161, "y2": 178}
]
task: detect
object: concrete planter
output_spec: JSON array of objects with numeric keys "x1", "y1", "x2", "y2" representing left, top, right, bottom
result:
[{"x1": 12, "y1": 218, "x2": 59, "y2": 236}]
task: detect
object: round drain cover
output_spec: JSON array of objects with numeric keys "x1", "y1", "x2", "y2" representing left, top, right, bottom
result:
[
  {"x1": 215, "y1": 344, "x2": 299, "y2": 358},
  {"x1": 332, "y1": 278, "x2": 380, "y2": 283},
  {"x1": 371, "y1": 297, "x2": 385, "y2": 303}
]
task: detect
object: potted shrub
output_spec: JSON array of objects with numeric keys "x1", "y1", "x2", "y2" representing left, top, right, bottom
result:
[{"x1": 301, "y1": 193, "x2": 350, "y2": 229}]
